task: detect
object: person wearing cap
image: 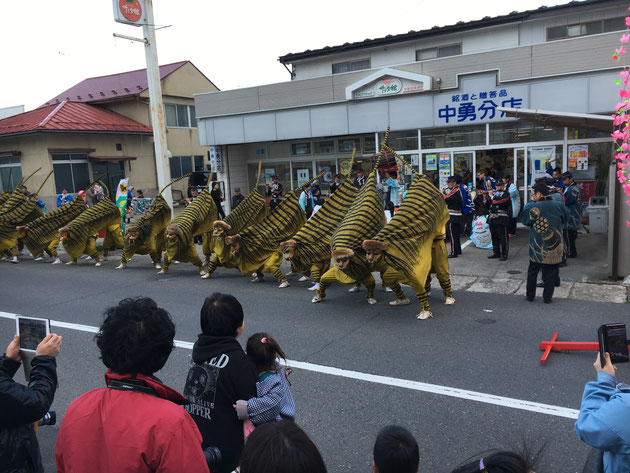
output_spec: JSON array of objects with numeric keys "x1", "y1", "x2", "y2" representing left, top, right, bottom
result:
[
  {"x1": 330, "y1": 174, "x2": 342, "y2": 194},
  {"x1": 231, "y1": 187, "x2": 245, "y2": 210},
  {"x1": 265, "y1": 175, "x2": 284, "y2": 211},
  {"x1": 443, "y1": 176, "x2": 463, "y2": 258},
  {"x1": 354, "y1": 169, "x2": 366, "y2": 189},
  {"x1": 562, "y1": 171, "x2": 582, "y2": 259},
  {"x1": 483, "y1": 179, "x2": 511, "y2": 261}
]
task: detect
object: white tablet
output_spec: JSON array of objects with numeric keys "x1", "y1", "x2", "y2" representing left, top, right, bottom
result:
[{"x1": 16, "y1": 316, "x2": 50, "y2": 353}]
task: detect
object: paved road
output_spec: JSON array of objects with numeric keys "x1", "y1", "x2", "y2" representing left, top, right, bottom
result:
[{"x1": 1, "y1": 255, "x2": 629, "y2": 472}]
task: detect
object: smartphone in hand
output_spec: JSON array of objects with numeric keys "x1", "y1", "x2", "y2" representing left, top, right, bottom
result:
[{"x1": 598, "y1": 324, "x2": 630, "y2": 367}]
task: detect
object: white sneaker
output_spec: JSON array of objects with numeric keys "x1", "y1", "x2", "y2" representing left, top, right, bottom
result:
[
  {"x1": 158, "y1": 269, "x2": 166, "y2": 275},
  {"x1": 298, "y1": 276, "x2": 309, "y2": 282},
  {"x1": 367, "y1": 297, "x2": 377, "y2": 305},
  {"x1": 389, "y1": 298, "x2": 410, "y2": 306},
  {"x1": 416, "y1": 310, "x2": 433, "y2": 320},
  {"x1": 199, "y1": 270, "x2": 208, "y2": 278},
  {"x1": 115, "y1": 263, "x2": 125, "y2": 270},
  {"x1": 172, "y1": 260, "x2": 180, "y2": 264},
  {"x1": 66, "y1": 260, "x2": 77, "y2": 265},
  {"x1": 52, "y1": 258, "x2": 62, "y2": 265},
  {"x1": 154, "y1": 263, "x2": 161, "y2": 269},
  {"x1": 384, "y1": 286, "x2": 393, "y2": 293},
  {"x1": 85, "y1": 255, "x2": 92, "y2": 261},
  {"x1": 278, "y1": 281, "x2": 290, "y2": 288},
  {"x1": 308, "y1": 283, "x2": 320, "y2": 291},
  {"x1": 445, "y1": 297, "x2": 455, "y2": 305},
  {"x1": 251, "y1": 276, "x2": 263, "y2": 283},
  {"x1": 95, "y1": 262, "x2": 102, "y2": 267},
  {"x1": 10, "y1": 256, "x2": 18, "y2": 264},
  {"x1": 348, "y1": 286, "x2": 361, "y2": 293},
  {"x1": 312, "y1": 294, "x2": 322, "y2": 303},
  {"x1": 201, "y1": 272, "x2": 211, "y2": 279},
  {"x1": 81, "y1": 254, "x2": 89, "y2": 260},
  {"x1": 34, "y1": 256, "x2": 44, "y2": 261},
  {"x1": 0, "y1": 256, "x2": 7, "y2": 261}
]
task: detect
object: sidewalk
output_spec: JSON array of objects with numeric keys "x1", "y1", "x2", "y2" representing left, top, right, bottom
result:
[{"x1": 444, "y1": 229, "x2": 629, "y2": 304}]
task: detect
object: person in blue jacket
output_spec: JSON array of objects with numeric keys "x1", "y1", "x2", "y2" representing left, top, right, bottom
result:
[
  {"x1": 298, "y1": 184, "x2": 315, "y2": 219},
  {"x1": 562, "y1": 171, "x2": 582, "y2": 259},
  {"x1": 57, "y1": 189, "x2": 74, "y2": 208},
  {"x1": 575, "y1": 352, "x2": 630, "y2": 473}
]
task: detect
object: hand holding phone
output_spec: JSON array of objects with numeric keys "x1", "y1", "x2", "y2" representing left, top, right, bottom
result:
[
  {"x1": 35, "y1": 334, "x2": 62, "y2": 357},
  {"x1": 598, "y1": 323, "x2": 629, "y2": 368},
  {"x1": 595, "y1": 352, "x2": 617, "y2": 376},
  {"x1": 6, "y1": 335, "x2": 22, "y2": 362}
]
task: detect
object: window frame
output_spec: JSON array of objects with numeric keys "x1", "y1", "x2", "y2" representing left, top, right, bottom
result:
[
  {"x1": 332, "y1": 59, "x2": 371, "y2": 74},
  {"x1": 546, "y1": 16, "x2": 626, "y2": 41},
  {"x1": 169, "y1": 155, "x2": 193, "y2": 179},
  {"x1": 415, "y1": 43, "x2": 462, "y2": 62},
  {"x1": 51, "y1": 152, "x2": 90, "y2": 194},
  {"x1": 164, "y1": 103, "x2": 197, "y2": 129}
]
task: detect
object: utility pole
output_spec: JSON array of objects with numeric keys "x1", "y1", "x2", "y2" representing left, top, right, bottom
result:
[{"x1": 113, "y1": 0, "x2": 172, "y2": 206}]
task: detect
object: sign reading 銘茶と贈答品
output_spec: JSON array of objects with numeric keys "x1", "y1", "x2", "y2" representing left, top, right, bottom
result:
[
  {"x1": 434, "y1": 82, "x2": 528, "y2": 127},
  {"x1": 113, "y1": 0, "x2": 146, "y2": 26}
]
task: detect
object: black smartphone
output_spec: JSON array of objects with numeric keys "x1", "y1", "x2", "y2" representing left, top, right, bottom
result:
[{"x1": 598, "y1": 324, "x2": 629, "y2": 368}]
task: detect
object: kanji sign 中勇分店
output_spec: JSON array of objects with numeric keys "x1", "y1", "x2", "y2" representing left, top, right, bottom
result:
[{"x1": 435, "y1": 87, "x2": 526, "y2": 125}]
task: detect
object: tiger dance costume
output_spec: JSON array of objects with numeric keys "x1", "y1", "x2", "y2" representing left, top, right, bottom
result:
[
  {"x1": 312, "y1": 169, "x2": 385, "y2": 305},
  {"x1": 17, "y1": 197, "x2": 87, "y2": 264},
  {"x1": 160, "y1": 188, "x2": 217, "y2": 276},
  {"x1": 116, "y1": 193, "x2": 171, "y2": 270},
  {"x1": 59, "y1": 198, "x2": 124, "y2": 266},
  {"x1": 202, "y1": 187, "x2": 268, "y2": 279},
  {"x1": 223, "y1": 174, "x2": 323, "y2": 287},
  {"x1": 279, "y1": 175, "x2": 358, "y2": 292},
  {"x1": 362, "y1": 173, "x2": 450, "y2": 320}
]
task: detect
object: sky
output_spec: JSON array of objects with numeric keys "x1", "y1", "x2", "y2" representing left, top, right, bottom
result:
[{"x1": 1, "y1": 0, "x2": 572, "y2": 111}]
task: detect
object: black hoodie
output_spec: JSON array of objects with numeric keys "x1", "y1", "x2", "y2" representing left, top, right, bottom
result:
[{"x1": 183, "y1": 335, "x2": 257, "y2": 473}]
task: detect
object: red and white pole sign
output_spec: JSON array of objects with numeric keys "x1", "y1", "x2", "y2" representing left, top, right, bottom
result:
[{"x1": 113, "y1": 0, "x2": 146, "y2": 26}]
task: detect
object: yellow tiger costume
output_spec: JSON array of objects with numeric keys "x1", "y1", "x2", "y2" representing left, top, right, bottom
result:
[
  {"x1": 17, "y1": 197, "x2": 87, "y2": 263},
  {"x1": 116, "y1": 194, "x2": 171, "y2": 269},
  {"x1": 424, "y1": 229, "x2": 454, "y2": 302},
  {"x1": 362, "y1": 174, "x2": 449, "y2": 320},
  {"x1": 59, "y1": 198, "x2": 124, "y2": 266},
  {"x1": 202, "y1": 187, "x2": 268, "y2": 279},
  {"x1": 279, "y1": 176, "x2": 358, "y2": 290},
  {"x1": 224, "y1": 174, "x2": 323, "y2": 287},
  {"x1": 313, "y1": 169, "x2": 385, "y2": 304},
  {"x1": 160, "y1": 189, "x2": 217, "y2": 276}
]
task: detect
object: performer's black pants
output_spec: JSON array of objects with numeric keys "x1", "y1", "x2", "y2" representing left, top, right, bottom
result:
[
  {"x1": 463, "y1": 213, "x2": 473, "y2": 236},
  {"x1": 489, "y1": 223, "x2": 509, "y2": 258},
  {"x1": 446, "y1": 217, "x2": 462, "y2": 256},
  {"x1": 508, "y1": 217, "x2": 517, "y2": 236},
  {"x1": 565, "y1": 229, "x2": 577, "y2": 257},
  {"x1": 217, "y1": 204, "x2": 226, "y2": 219},
  {"x1": 269, "y1": 198, "x2": 281, "y2": 212},
  {"x1": 527, "y1": 261, "x2": 559, "y2": 302}
]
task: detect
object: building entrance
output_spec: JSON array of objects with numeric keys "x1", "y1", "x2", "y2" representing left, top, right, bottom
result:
[{"x1": 92, "y1": 160, "x2": 125, "y2": 201}]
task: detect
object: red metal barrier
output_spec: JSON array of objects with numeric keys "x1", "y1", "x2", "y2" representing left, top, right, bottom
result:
[{"x1": 539, "y1": 331, "x2": 630, "y2": 364}]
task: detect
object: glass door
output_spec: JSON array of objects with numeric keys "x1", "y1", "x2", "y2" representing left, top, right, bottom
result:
[
  {"x1": 514, "y1": 148, "x2": 526, "y2": 204},
  {"x1": 453, "y1": 151, "x2": 475, "y2": 189}
]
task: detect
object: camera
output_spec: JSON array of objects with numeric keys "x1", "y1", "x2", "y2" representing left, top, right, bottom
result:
[
  {"x1": 38, "y1": 411, "x2": 56, "y2": 426},
  {"x1": 203, "y1": 446, "x2": 222, "y2": 470}
]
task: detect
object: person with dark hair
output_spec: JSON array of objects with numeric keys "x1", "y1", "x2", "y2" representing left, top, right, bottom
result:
[
  {"x1": 232, "y1": 187, "x2": 245, "y2": 209},
  {"x1": 456, "y1": 174, "x2": 474, "y2": 236},
  {"x1": 354, "y1": 169, "x2": 366, "y2": 189},
  {"x1": 561, "y1": 171, "x2": 582, "y2": 259},
  {"x1": 56, "y1": 298, "x2": 209, "y2": 473},
  {"x1": 521, "y1": 182, "x2": 568, "y2": 303},
  {"x1": 551, "y1": 167, "x2": 564, "y2": 189},
  {"x1": 265, "y1": 175, "x2": 284, "y2": 211},
  {"x1": 238, "y1": 420, "x2": 327, "y2": 473},
  {"x1": 184, "y1": 293, "x2": 258, "y2": 473},
  {"x1": 0, "y1": 333, "x2": 61, "y2": 473},
  {"x1": 235, "y1": 333, "x2": 296, "y2": 427},
  {"x1": 502, "y1": 175, "x2": 521, "y2": 237},
  {"x1": 330, "y1": 174, "x2": 342, "y2": 194},
  {"x1": 451, "y1": 449, "x2": 536, "y2": 473},
  {"x1": 484, "y1": 179, "x2": 511, "y2": 261},
  {"x1": 211, "y1": 182, "x2": 226, "y2": 219},
  {"x1": 443, "y1": 176, "x2": 463, "y2": 258},
  {"x1": 373, "y1": 425, "x2": 419, "y2": 473}
]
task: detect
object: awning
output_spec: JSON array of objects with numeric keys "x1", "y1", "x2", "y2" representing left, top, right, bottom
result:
[
  {"x1": 0, "y1": 151, "x2": 21, "y2": 159},
  {"x1": 498, "y1": 107, "x2": 613, "y2": 132},
  {"x1": 89, "y1": 156, "x2": 137, "y2": 161}
]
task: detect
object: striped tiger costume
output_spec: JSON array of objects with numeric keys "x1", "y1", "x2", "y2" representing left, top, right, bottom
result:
[
  {"x1": 224, "y1": 182, "x2": 313, "y2": 287},
  {"x1": 279, "y1": 177, "x2": 358, "y2": 290},
  {"x1": 362, "y1": 174, "x2": 450, "y2": 320},
  {"x1": 0, "y1": 197, "x2": 44, "y2": 259},
  {"x1": 0, "y1": 190, "x2": 11, "y2": 208},
  {"x1": 313, "y1": 170, "x2": 385, "y2": 304},
  {"x1": 160, "y1": 189, "x2": 217, "y2": 276},
  {"x1": 202, "y1": 187, "x2": 268, "y2": 279},
  {"x1": 16, "y1": 197, "x2": 87, "y2": 263},
  {"x1": 424, "y1": 226, "x2": 454, "y2": 300},
  {"x1": 116, "y1": 194, "x2": 171, "y2": 269},
  {"x1": 59, "y1": 198, "x2": 124, "y2": 266}
]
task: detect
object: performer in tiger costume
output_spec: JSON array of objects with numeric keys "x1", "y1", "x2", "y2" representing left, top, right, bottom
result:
[
  {"x1": 59, "y1": 197, "x2": 124, "y2": 266},
  {"x1": 279, "y1": 170, "x2": 358, "y2": 292},
  {"x1": 223, "y1": 174, "x2": 323, "y2": 287},
  {"x1": 159, "y1": 188, "x2": 217, "y2": 276},
  {"x1": 424, "y1": 228, "x2": 456, "y2": 305},
  {"x1": 312, "y1": 168, "x2": 385, "y2": 305}
]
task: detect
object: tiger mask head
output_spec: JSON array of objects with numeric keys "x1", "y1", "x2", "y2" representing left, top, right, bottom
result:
[
  {"x1": 213, "y1": 220, "x2": 231, "y2": 237},
  {"x1": 362, "y1": 240, "x2": 388, "y2": 264},
  {"x1": 332, "y1": 248, "x2": 354, "y2": 270},
  {"x1": 165, "y1": 224, "x2": 183, "y2": 242},
  {"x1": 225, "y1": 234, "x2": 241, "y2": 255},
  {"x1": 59, "y1": 227, "x2": 69, "y2": 242},
  {"x1": 16, "y1": 225, "x2": 28, "y2": 239},
  {"x1": 279, "y1": 240, "x2": 297, "y2": 261}
]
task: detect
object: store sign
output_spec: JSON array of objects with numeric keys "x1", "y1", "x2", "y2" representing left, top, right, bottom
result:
[
  {"x1": 438, "y1": 153, "x2": 451, "y2": 190},
  {"x1": 113, "y1": 0, "x2": 146, "y2": 26},
  {"x1": 568, "y1": 144, "x2": 589, "y2": 170},
  {"x1": 209, "y1": 146, "x2": 223, "y2": 173},
  {"x1": 375, "y1": 78, "x2": 402, "y2": 96},
  {"x1": 435, "y1": 85, "x2": 528, "y2": 126},
  {"x1": 349, "y1": 69, "x2": 431, "y2": 100}
]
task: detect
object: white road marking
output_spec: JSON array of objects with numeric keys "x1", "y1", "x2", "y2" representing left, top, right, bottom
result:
[
  {"x1": 0, "y1": 311, "x2": 579, "y2": 420},
  {"x1": 461, "y1": 239, "x2": 473, "y2": 249}
]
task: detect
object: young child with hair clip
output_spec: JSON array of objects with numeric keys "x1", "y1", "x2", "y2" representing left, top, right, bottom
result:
[{"x1": 234, "y1": 332, "x2": 296, "y2": 432}]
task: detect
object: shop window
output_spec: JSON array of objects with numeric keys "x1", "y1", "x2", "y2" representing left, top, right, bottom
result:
[
  {"x1": 569, "y1": 142, "x2": 613, "y2": 197},
  {"x1": 169, "y1": 156, "x2": 193, "y2": 179},
  {"x1": 568, "y1": 127, "x2": 611, "y2": 140},
  {"x1": 421, "y1": 125, "x2": 486, "y2": 149},
  {"x1": 378, "y1": 130, "x2": 418, "y2": 151},
  {"x1": 52, "y1": 153, "x2": 90, "y2": 193},
  {"x1": 489, "y1": 122, "x2": 563, "y2": 144},
  {"x1": 363, "y1": 134, "x2": 376, "y2": 154},
  {"x1": 164, "y1": 103, "x2": 196, "y2": 128},
  {"x1": 194, "y1": 155, "x2": 205, "y2": 172},
  {"x1": 415, "y1": 44, "x2": 461, "y2": 61},
  {"x1": 292, "y1": 162, "x2": 313, "y2": 188},
  {"x1": 315, "y1": 160, "x2": 336, "y2": 191},
  {"x1": 291, "y1": 142, "x2": 311, "y2": 156},
  {"x1": 248, "y1": 162, "x2": 291, "y2": 191},
  {"x1": 338, "y1": 138, "x2": 361, "y2": 153},
  {"x1": 332, "y1": 59, "x2": 370, "y2": 74},
  {"x1": 0, "y1": 157, "x2": 22, "y2": 192},
  {"x1": 190, "y1": 106, "x2": 197, "y2": 128},
  {"x1": 314, "y1": 140, "x2": 335, "y2": 154},
  {"x1": 547, "y1": 16, "x2": 625, "y2": 41}
]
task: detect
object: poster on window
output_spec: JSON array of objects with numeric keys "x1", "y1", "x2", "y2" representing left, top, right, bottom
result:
[
  {"x1": 318, "y1": 166, "x2": 332, "y2": 183},
  {"x1": 264, "y1": 168, "x2": 276, "y2": 185},
  {"x1": 339, "y1": 158, "x2": 353, "y2": 176},
  {"x1": 438, "y1": 153, "x2": 451, "y2": 189},
  {"x1": 568, "y1": 144, "x2": 588, "y2": 171},
  {"x1": 529, "y1": 146, "x2": 556, "y2": 186},
  {"x1": 297, "y1": 169, "x2": 310, "y2": 187},
  {"x1": 425, "y1": 155, "x2": 437, "y2": 171}
]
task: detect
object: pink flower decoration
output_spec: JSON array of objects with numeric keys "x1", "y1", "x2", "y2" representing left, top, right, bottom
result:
[
  {"x1": 621, "y1": 71, "x2": 630, "y2": 78},
  {"x1": 626, "y1": 16, "x2": 630, "y2": 26},
  {"x1": 622, "y1": 34, "x2": 630, "y2": 43}
]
